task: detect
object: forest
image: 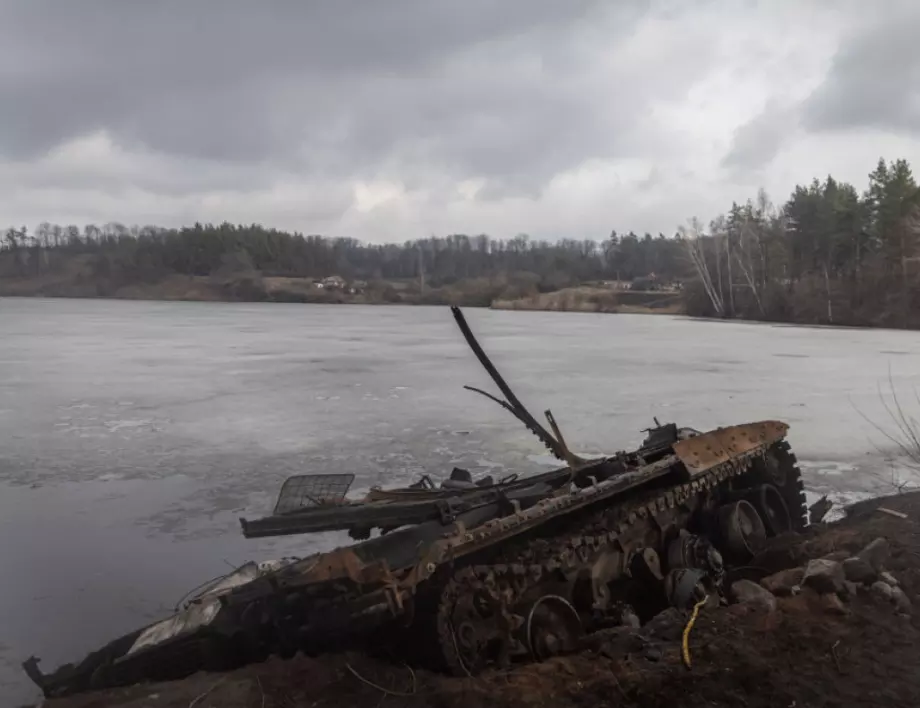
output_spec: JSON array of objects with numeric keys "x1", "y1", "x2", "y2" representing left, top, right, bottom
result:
[
  {"x1": 681, "y1": 157, "x2": 920, "y2": 328},
  {"x1": 1, "y1": 157, "x2": 919, "y2": 326}
]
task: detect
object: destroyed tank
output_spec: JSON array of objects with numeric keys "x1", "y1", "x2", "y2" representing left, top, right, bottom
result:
[{"x1": 24, "y1": 307, "x2": 809, "y2": 697}]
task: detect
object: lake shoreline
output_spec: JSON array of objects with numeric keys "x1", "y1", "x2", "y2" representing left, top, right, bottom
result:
[
  {"x1": 0, "y1": 276, "x2": 686, "y2": 316},
  {"x1": 0, "y1": 290, "x2": 685, "y2": 317},
  {"x1": 8, "y1": 289, "x2": 920, "y2": 331}
]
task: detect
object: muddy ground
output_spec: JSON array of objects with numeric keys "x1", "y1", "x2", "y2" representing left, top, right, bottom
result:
[{"x1": 37, "y1": 492, "x2": 920, "y2": 708}]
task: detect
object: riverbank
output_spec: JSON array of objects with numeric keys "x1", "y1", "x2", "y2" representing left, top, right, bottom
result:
[
  {"x1": 0, "y1": 270, "x2": 686, "y2": 315},
  {"x1": 38, "y1": 491, "x2": 920, "y2": 708},
  {"x1": 0, "y1": 271, "x2": 486, "y2": 307},
  {"x1": 491, "y1": 284, "x2": 683, "y2": 315},
  {"x1": 10, "y1": 267, "x2": 920, "y2": 328}
]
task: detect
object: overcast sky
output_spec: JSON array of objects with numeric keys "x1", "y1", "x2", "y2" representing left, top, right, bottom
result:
[{"x1": 1, "y1": 1, "x2": 918, "y2": 243}]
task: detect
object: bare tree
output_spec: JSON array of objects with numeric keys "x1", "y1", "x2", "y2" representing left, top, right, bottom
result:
[
  {"x1": 681, "y1": 218, "x2": 725, "y2": 317},
  {"x1": 733, "y1": 216, "x2": 766, "y2": 317},
  {"x1": 856, "y1": 369, "x2": 920, "y2": 492}
]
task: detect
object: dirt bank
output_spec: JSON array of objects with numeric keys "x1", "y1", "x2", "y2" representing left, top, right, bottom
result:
[
  {"x1": 38, "y1": 492, "x2": 920, "y2": 708},
  {"x1": 491, "y1": 286, "x2": 684, "y2": 315}
]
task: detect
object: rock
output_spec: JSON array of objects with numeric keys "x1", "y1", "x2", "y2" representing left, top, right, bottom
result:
[
  {"x1": 842, "y1": 556, "x2": 878, "y2": 584},
  {"x1": 809, "y1": 495, "x2": 833, "y2": 523},
  {"x1": 641, "y1": 608, "x2": 685, "y2": 641},
  {"x1": 802, "y1": 559, "x2": 845, "y2": 594},
  {"x1": 819, "y1": 592, "x2": 849, "y2": 615},
  {"x1": 761, "y1": 567, "x2": 805, "y2": 596},
  {"x1": 856, "y1": 537, "x2": 889, "y2": 572},
  {"x1": 730, "y1": 579, "x2": 777, "y2": 612},
  {"x1": 842, "y1": 580, "x2": 859, "y2": 599},
  {"x1": 891, "y1": 587, "x2": 913, "y2": 614},
  {"x1": 621, "y1": 609, "x2": 641, "y2": 629},
  {"x1": 870, "y1": 580, "x2": 894, "y2": 602},
  {"x1": 643, "y1": 644, "x2": 663, "y2": 662},
  {"x1": 751, "y1": 537, "x2": 805, "y2": 573},
  {"x1": 880, "y1": 571, "x2": 899, "y2": 587},
  {"x1": 583, "y1": 626, "x2": 644, "y2": 658},
  {"x1": 822, "y1": 550, "x2": 851, "y2": 563}
]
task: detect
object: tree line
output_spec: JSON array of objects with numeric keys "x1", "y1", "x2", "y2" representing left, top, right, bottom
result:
[
  {"x1": 2, "y1": 156, "x2": 919, "y2": 327},
  {"x1": 681, "y1": 157, "x2": 920, "y2": 328},
  {"x1": 0, "y1": 219, "x2": 688, "y2": 297}
]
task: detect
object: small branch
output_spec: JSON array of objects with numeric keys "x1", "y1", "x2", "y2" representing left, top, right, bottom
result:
[
  {"x1": 831, "y1": 640, "x2": 842, "y2": 674},
  {"x1": 188, "y1": 677, "x2": 226, "y2": 708},
  {"x1": 851, "y1": 370, "x2": 920, "y2": 485},
  {"x1": 610, "y1": 672, "x2": 629, "y2": 699},
  {"x1": 877, "y1": 507, "x2": 908, "y2": 520},
  {"x1": 345, "y1": 662, "x2": 417, "y2": 698}
]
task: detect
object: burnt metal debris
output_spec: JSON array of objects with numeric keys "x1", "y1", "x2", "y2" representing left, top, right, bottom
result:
[{"x1": 23, "y1": 306, "x2": 809, "y2": 697}]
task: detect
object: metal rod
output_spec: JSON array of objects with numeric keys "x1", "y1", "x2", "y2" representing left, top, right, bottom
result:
[{"x1": 450, "y1": 306, "x2": 566, "y2": 461}]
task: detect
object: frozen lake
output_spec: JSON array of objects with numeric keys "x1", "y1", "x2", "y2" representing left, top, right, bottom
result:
[{"x1": 2, "y1": 297, "x2": 920, "y2": 703}]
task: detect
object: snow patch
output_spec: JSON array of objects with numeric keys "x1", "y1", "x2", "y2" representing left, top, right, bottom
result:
[
  {"x1": 105, "y1": 419, "x2": 151, "y2": 432},
  {"x1": 803, "y1": 488, "x2": 879, "y2": 523},
  {"x1": 798, "y1": 460, "x2": 857, "y2": 477}
]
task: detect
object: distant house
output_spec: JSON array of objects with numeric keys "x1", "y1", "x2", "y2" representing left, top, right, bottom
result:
[
  {"x1": 321, "y1": 275, "x2": 346, "y2": 290},
  {"x1": 630, "y1": 274, "x2": 660, "y2": 291}
]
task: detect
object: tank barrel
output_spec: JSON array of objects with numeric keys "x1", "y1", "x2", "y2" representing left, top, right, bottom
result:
[{"x1": 451, "y1": 306, "x2": 571, "y2": 462}]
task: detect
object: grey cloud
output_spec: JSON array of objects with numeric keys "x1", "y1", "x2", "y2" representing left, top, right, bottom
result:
[
  {"x1": 800, "y1": 5, "x2": 920, "y2": 135},
  {"x1": 6, "y1": 0, "x2": 854, "y2": 240},
  {"x1": 0, "y1": 0, "x2": 653, "y2": 194},
  {"x1": 0, "y1": 145, "x2": 275, "y2": 198},
  {"x1": 722, "y1": 101, "x2": 798, "y2": 171}
]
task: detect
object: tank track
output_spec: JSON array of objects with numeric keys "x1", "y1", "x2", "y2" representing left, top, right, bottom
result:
[
  {"x1": 431, "y1": 439, "x2": 806, "y2": 675},
  {"x1": 762, "y1": 439, "x2": 808, "y2": 530}
]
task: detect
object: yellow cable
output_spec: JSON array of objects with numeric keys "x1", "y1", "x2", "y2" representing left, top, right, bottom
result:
[{"x1": 681, "y1": 594, "x2": 709, "y2": 669}]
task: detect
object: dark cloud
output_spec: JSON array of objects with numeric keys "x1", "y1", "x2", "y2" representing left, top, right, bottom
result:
[
  {"x1": 5, "y1": 1, "x2": 902, "y2": 240},
  {"x1": 800, "y1": 5, "x2": 920, "y2": 135},
  {"x1": 722, "y1": 101, "x2": 798, "y2": 171},
  {"x1": 0, "y1": 0, "x2": 655, "y2": 193}
]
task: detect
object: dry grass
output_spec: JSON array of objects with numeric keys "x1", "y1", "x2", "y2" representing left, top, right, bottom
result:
[
  {"x1": 492, "y1": 285, "x2": 683, "y2": 315},
  {"x1": 854, "y1": 368, "x2": 920, "y2": 493}
]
